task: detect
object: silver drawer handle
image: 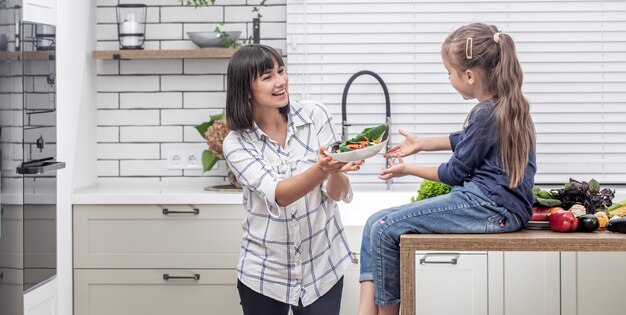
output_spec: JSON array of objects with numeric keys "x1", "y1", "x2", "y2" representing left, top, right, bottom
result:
[
  {"x1": 419, "y1": 254, "x2": 459, "y2": 265},
  {"x1": 163, "y1": 273, "x2": 200, "y2": 281},
  {"x1": 162, "y1": 208, "x2": 199, "y2": 215}
]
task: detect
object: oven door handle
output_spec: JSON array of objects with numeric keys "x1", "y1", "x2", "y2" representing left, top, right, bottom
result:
[{"x1": 17, "y1": 160, "x2": 66, "y2": 175}]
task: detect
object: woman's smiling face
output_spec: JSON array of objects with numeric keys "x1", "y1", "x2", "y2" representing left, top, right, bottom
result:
[{"x1": 250, "y1": 58, "x2": 289, "y2": 110}]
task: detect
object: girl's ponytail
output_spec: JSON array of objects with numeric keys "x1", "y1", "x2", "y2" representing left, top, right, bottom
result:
[{"x1": 490, "y1": 32, "x2": 535, "y2": 188}]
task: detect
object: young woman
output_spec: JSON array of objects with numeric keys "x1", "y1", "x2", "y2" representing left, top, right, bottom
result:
[
  {"x1": 357, "y1": 23, "x2": 537, "y2": 315},
  {"x1": 222, "y1": 44, "x2": 363, "y2": 315}
]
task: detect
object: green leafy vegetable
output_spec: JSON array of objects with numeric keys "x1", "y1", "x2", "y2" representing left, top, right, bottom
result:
[
  {"x1": 532, "y1": 186, "x2": 562, "y2": 207},
  {"x1": 411, "y1": 180, "x2": 453, "y2": 202},
  {"x1": 331, "y1": 123, "x2": 387, "y2": 153}
]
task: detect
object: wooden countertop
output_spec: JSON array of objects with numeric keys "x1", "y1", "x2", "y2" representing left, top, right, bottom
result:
[{"x1": 400, "y1": 229, "x2": 626, "y2": 252}]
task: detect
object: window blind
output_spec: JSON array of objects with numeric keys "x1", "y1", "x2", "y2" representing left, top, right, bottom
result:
[{"x1": 286, "y1": 0, "x2": 626, "y2": 188}]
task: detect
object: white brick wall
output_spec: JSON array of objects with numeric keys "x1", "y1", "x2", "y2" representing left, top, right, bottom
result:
[{"x1": 96, "y1": 1, "x2": 287, "y2": 183}]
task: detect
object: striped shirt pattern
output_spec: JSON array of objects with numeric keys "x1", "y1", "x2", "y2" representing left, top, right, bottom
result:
[{"x1": 222, "y1": 100, "x2": 354, "y2": 306}]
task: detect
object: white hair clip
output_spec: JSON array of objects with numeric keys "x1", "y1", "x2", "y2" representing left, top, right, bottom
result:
[
  {"x1": 493, "y1": 32, "x2": 502, "y2": 44},
  {"x1": 465, "y1": 37, "x2": 473, "y2": 59}
]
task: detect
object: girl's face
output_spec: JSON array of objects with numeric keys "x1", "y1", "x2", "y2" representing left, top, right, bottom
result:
[
  {"x1": 250, "y1": 58, "x2": 289, "y2": 110},
  {"x1": 442, "y1": 54, "x2": 475, "y2": 100}
]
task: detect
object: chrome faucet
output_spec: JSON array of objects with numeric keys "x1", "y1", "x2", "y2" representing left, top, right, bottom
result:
[{"x1": 341, "y1": 70, "x2": 392, "y2": 190}]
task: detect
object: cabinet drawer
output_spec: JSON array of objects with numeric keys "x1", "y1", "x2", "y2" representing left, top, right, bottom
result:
[
  {"x1": 414, "y1": 251, "x2": 487, "y2": 315},
  {"x1": 74, "y1": 204, "x2": 244, "y2": 268},
  {"x1": 74, "y1": 269, "x2": 241, "y2": 315}
]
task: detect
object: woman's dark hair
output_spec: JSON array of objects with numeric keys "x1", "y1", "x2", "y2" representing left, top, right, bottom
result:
[{"x1": 225, "y1": 44, "x2": 290, "y2": 131}]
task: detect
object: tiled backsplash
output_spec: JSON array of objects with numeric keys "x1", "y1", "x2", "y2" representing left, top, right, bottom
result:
[{"x1": 95, "y1": 0, "x2": 286, "y2": 185}]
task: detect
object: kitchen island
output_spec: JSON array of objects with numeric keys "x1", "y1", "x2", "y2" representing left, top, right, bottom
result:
[{"x1": 400, "y1": 230, "x2": 626, "y2": 315}]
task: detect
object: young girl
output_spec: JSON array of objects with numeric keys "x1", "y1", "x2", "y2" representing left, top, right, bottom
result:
[
  {"x1": 222, "y1": 44, "x2": 363, "y2": 315},
  {"x1": 357, "y1": 23, "x2": 537, "y2": 315}
]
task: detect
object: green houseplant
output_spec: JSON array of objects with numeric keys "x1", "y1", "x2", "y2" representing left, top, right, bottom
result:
[
  {"x1": 195, "y1": 113, "x2": 228, "y2": 172},
  {"x1": 195, "y1": 113, "x2": 242, "y2": 189}
]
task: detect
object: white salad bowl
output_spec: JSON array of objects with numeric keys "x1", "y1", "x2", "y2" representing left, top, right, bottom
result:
[{"x1": 325, "y1": 139, "x2": 388, "y2": 163}]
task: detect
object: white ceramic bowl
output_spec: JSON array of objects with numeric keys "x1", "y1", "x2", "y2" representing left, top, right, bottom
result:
[
  {"x1": 325, "y1": 139, "x2": 388, "y2": 163},
  {"x1": 187, "y1": 31, "x2": 241, "y2": 48}
]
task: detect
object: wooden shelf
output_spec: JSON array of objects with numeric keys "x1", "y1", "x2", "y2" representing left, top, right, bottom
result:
[
  {"x1": 92, "y1": 49, "x2": 239, "y2": 60},
  {"x1": 0, "y1": 51, "x2": 56, "y2": 61}
]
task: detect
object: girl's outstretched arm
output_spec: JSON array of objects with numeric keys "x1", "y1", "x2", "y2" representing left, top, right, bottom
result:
[
  {"x1": 378, "y1": 157, "x2": 440, "y2": 182},
  {"x1": 384, "y1": 129, "x2": 451, "y2": 158}
]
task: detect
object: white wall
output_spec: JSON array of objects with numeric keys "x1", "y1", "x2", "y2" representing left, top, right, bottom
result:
[
  {"x1": 93, "y1": 0, "x2": 287, "y2": 187},
  {"x1": 57, "y1": 0, "x2": 98, "y2": 314}
]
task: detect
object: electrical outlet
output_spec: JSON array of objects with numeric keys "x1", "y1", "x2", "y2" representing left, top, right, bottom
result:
[
  {"x1": 166, "y1": 151, "x2": 183, "y2": 169},
  {"x1": 183, "y1": 151, "x2": 202, "y2": 170}
]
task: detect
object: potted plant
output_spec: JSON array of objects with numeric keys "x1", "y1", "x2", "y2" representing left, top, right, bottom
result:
[{"x1": 195, "y1": 114, "x2": 241, "y2": 189}]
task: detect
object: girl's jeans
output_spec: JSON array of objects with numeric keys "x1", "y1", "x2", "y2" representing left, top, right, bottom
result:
[{"x1": 359, "y1": 181, "x2": 523, "y2": 306}]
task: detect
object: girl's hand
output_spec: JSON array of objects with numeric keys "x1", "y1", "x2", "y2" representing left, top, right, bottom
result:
[
  {"x1": 378, "y1": 157, "x2": 408, "y2": 180},
  {"x1": 384, "y1": 129, "x2": 422, "y2": 158}
]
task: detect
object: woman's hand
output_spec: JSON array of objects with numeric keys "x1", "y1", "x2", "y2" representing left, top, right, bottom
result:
[
  {"x1": 378, "y1": 157, "x2": 409, "y2": 180},
  {"x1": 340, "y1": 160, "x2": 364, "y2": 173},
  {"x1": 384, "y1": 129, "x2": 422, "y2": 158},
  {"x1": 317, "y1": 146, "x2": 364, "y2": 174},
  {"x1": 316, "y1": 146, "x2": 347, "y2": 174}
]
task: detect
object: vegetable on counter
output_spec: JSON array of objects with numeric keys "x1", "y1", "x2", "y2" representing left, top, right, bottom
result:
[
  {"x1": 548, "y1": 210, "x2": 579, "y2": 232},
  {"x1": 607, "y1": 199, "x2": 626, "y2": 218},
  {"x1": 552, "y1": 178, "x2": 615, "y2": 214},
  {"x1": 531, "y1": 206, "x2": 563, "y2": 221},
  {"x1": 607, "y1": 218, "x2": 626, "y2": 234},
  {"x1": 568, "y1": 204, "x2": 587, "y2": 218},
  {"x1": 410, "y1": 180, "x2": 453, "y2": 202},
  {"x1": 576, "y1": 214, "x2": 600, "y2": 232},
  {"x1": 532, "y1": 186, "x2": 562, "y2": 207},
  {"x1": 595, "y1": 211, "x2": 609, "y2": 231}
]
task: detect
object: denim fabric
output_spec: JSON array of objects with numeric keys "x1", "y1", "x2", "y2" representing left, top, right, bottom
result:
[{"x1": 359, "y1": 181, "x2": 522, "y2": 306}]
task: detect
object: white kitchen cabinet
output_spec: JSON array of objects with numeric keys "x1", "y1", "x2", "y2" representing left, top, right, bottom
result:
[
  {"x1": 74, "y1": 269, "x2": 239, "y2": 315},
  {"x1": 24, "y1": 276, "x2": 57, "y2": 315},
  {"x1": 73, "y1": 204, "x2": 244, "y2": 315},
  {"x1": 410, "y1": 251, "x2": 626, "y2": 315},
  {"x1": 411, "y1": 251, "x2": 561, "y2": 315},
  {"x1": 73, "y1": 204, "x2": 361, "y2": 315},
  {"x1": 489, "y1": 252, "x2": 561, "y2": 315},
  {"x1": 22, "y1": 0, "x2": 56, "y2": 25},
  {"x1": 561, "y1": 252, "x2": 626, "y2": 315},
  {"x1": 414, "y1": 251, "x2": 488, "y2": 315},
  {"x1": 73, "y1": 204, "x2": 242, "y2": 269}
]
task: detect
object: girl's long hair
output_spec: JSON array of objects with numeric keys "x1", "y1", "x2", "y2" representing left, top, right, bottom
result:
[{"x1": 442, "y1": 23, "x2": 535, "y2": 188}]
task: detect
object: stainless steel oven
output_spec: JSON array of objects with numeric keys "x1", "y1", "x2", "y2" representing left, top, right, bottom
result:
[{"x1": 1, "y1": 4, "x2": 64, "y2": 314}]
